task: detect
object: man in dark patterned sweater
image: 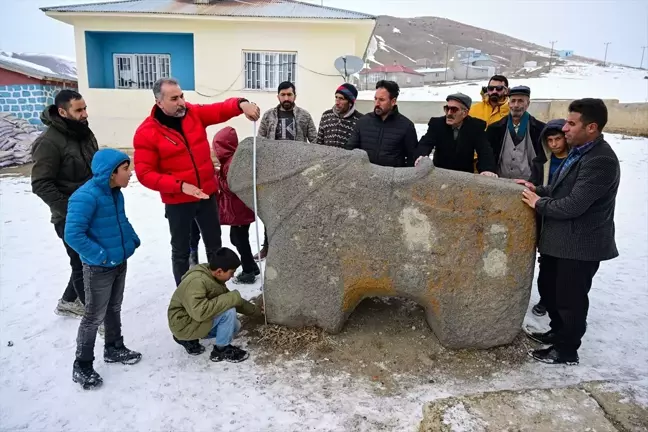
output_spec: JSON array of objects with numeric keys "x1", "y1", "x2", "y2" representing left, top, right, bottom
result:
[{"x1": 316, "y1": 83, "x2": 363, "y2": 148}]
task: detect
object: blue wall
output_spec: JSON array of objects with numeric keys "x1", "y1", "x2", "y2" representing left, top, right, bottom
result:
[
  {"x1": 0, "y1": 84, "x2": 65, "y2": 126},
  {"x1": 85, "y1": 31, "x2": 195, "y2": 90}
]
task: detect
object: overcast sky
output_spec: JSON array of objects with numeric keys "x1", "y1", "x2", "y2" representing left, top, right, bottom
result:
[{"x1": 2, "y1": 0, "x2": 647, "y2": 67}]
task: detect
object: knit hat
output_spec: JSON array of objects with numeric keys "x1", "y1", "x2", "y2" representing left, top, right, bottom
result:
[
  {"x1": 509, "y1": 85, "x2": 531, "y2": 97},
  {"x1": 446, "y1": 93, "x2": 472, "y2": 109},
  {"x1": 336, "y1": 83, "x2": 358, "y2": 103}
]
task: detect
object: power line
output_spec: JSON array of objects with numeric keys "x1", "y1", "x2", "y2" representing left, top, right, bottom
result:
[{"x1": 195, "y1": 61, "x2": 343, "y2": 98}]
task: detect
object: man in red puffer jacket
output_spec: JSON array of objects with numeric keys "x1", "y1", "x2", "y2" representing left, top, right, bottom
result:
[
  {"x1": 133, "y1": 78, "x2": 260, "y2": 286},
  {"x1": 213, "y1": 127, "x2": 260, "y2": 285}
]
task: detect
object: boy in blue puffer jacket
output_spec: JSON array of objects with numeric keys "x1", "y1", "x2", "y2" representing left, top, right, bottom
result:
[{"x1": 65, "y1": 148, "x2": 141, "y2": 389}]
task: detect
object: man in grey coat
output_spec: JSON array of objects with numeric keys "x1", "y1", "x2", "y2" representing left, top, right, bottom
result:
[{"x1": 517, "y1": 98, "x2": 620, "y2": 365}]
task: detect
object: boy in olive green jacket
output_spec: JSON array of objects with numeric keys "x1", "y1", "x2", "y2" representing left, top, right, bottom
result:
[{"x1": 168, "y1": 247, "x2": 262, "y2": 362}]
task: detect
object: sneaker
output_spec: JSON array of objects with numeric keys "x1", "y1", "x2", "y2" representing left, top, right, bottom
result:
[
  {"x1": 173, "y1": 336, "x2": 205, "y2": 356},
  {"x1": 234, "y1": 272, "x2": 257, "y2": 284},
  {"x1": 72, "y1": 360, "x2": 103, "y2": 390},
  {"x1": 189, "y1": 249, "x2": 199, "y2": 267},
  {"x1": 104, "y1": 338, "x2": 142, "y2": 365},
  {"x1": 532, "y1": 303, "x2": 547, "y2": 316},
  {"x1": 210, "y1": 345, "x2": 249, "y2": 363},
  {"x1": 526, "y1": 329, "x2": 558, "y2": 345},
  {"x1": 253, "y1": 246, "x2": 267, "y2": 261},
  {"x1": 529, "y1": 346, "x2": 579, "y2": 365},
  {"x1": 54, "y1": 298, "x2": 85, "y2": 318}
]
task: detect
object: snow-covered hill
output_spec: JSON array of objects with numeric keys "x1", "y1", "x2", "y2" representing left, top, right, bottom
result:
[{"x1": 0, "y1": 51, "x2": 76, "y2": 80}]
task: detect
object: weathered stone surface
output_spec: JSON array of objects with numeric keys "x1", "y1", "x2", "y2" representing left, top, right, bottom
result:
[
  {"x1": 418, "y1": 387, "x2": 618, "y2": 432},
  {"x1": 229, "y1": 139, "x2": 536, "y2": 349},
  {"x1": 583, "y1": 381, "x2": 648, "y2": 431}
]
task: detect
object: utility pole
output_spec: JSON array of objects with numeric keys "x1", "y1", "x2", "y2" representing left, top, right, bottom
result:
[
  {"x1": 641, "y1": 46, "x2": 647, "y2": 69},
  {"x1": 548, "y1": 40, "x2": 557, "y2": 71},
  {"x1": 444, "y1": 43, "x2": 449, "y2": 82},
  {"x1": 603, "y1": 42, "x2": 611, "y2": 67}
]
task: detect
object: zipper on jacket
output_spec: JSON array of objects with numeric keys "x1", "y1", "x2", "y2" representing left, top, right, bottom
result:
[
  {"x1": 113, "y1": 193, "x2": 126, "y2": 262},
  {"x1": 163, "y1": 134, "x2": 202, "y2": 189}
]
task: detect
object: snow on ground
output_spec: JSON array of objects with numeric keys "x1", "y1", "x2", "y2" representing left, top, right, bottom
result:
[
  {"x1": 392, "y1": 27, "x2": 401, "y2": 34},
  {"x1": 359, "y1": 61, "x2": 648, "y2": 103},
  {"x1": 0, "y1": 134, "x2": 647, "y2": 431}
]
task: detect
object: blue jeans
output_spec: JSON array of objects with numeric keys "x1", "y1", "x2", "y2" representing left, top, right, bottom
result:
[{"x1": 206, "y1": 308, "x2": 241, "y2": 347}]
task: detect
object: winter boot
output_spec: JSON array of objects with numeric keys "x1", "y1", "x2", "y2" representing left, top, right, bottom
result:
[
  {"x1": 72, "y1": 360, "x2": 103, "y2": 390},
  {"x1": 173, "y1": 336, "x2": 205, "y2": 355},
  {"x1": 234, "y1": 272, "x2": 257, "y2": 284},
  {"x1": 532, "y1": 303, "x2": 547, "y2": 316},
  {"x1": 55, "y1": 298, "x2": 85, "y2": 318},
  {"x1": 529, "y1": 346, "x2": 579, "y2": 365},
  {"x1": 189, "y1": 248, "x2": 199, "y2": 267},
  {"x1": 104, "y1": 338, "x2": 142, "y2": 365},
  {"x1": 210, "y1": 344, "x2": 249, "y2": 363}
]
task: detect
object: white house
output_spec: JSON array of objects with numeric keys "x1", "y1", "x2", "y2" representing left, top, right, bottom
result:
[{"x1": 42, "y1": 0, "x2": 376, "y2": 146}]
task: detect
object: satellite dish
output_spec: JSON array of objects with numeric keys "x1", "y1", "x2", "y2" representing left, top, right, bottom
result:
[{"x1": 334, "y1": 55, "x2": 365, "y2": 80}]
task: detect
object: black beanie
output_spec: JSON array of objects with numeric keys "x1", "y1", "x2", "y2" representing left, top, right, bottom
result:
[{"x1": 336, "y1": 83, "x2": 358, "y2": 103}]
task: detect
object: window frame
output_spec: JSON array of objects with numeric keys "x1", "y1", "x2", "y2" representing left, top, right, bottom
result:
[
  {"x1": 112, "y1": 53, "x2": 171, "y2": 90},
  {"x1": 242, "y1": 50, "x2": 297, "y2": 92}
]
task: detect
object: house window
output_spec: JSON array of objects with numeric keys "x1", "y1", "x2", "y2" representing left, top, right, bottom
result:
[
  {"x1": 244, "y1": 51, "x2": 296, "y2": 91},
  {"x1": 113, "y1": 54, "x2": 171, "y2": 89}
]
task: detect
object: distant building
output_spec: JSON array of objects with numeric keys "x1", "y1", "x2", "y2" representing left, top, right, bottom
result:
[
  {"x1": 415, "y1": 58, "x2": 435, "y2": 68},
  {"x1": 415, "y1": 67, "x2": 454, "y2": 84},
  {"x1": 451, "y1": 48, "x2": 497, "y2": 80},
  {"x1": 358, "y1": 63, "x2": 425, "y2": 90},
  {"x1": 557, "y1": 50, "x2": 574, "y2": 58},
  {"x1": 0, "y1": 55, "x2": 77, "y2": 126}
]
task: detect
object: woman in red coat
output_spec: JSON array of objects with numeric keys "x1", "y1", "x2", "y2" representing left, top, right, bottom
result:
[{"x1": 213, "y1": 127, "x2": 260, "y2": 284}]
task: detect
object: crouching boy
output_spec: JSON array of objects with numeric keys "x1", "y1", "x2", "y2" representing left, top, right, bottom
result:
[
  {"x1": 168, "y1": 247, "x2": 262, "y2": 362},
  {"x1": 65, "y1": 148, "x2": 142, "y2": 390}
]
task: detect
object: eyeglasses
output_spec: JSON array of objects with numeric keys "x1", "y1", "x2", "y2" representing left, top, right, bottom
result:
[
  {"x1": 443, "y1": 105, "x2": 462, "y2": 114},
  {"x1": 487, "y1": 85, "x2": 505, "y2": 91}
]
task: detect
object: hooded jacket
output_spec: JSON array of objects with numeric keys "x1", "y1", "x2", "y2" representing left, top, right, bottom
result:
[
  {"x1": 31, "y1": 105, "x2": 98, "y2": 224},
  {"x1": 133, "y1": 99, "x2": 244, "y2": 205},
  {"x1": 213, "y1": 127, "x2": 255, "y2": 226},
  {"x1": 167, "y1": 264, "x2": 259, "y2": 340},
  {"x1": 529, "y1": 119, "x2": 567, "y2": 186},
  {"x1": 469, "y1": 95, "x2": 510, "y2": 128},
  {"x1": 64, "y1": 149, "x2": 140, "y2": 267}
]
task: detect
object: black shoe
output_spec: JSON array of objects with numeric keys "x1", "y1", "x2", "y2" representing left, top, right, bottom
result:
[
  {"x1": 210, "y1": 345, "x2": 249, "y2": 363},
  {"x1": 526, "y1": 329, "x2": 558, "y2": 345},
  {"x1": 189, "y1": 249, "x2": 199, "y2": 267},
  {"x1": 173, "y1": 336, "x2": 205, "y2": 356},
  {"x1": 532, "y1": 303, "x2": 547, "y2": 316},
  {"x1": 104, "y1": 338, "x2": 142, "y2": 365},
  {"x1": 72, "y1": 360, "x2": 103, "y2": 390},
  {"x1": 529, "y1": 346, "x2": 579, "y2": 365},
  {"x1": 235, "y1": 272, "x2": 257, "y2": 284},
  {"x1": 253, "y1": 246, "x2": 267, "y2": 261}
]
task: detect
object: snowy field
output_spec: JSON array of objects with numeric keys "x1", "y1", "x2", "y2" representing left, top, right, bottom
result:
[
  {"x1": 1, "y1": 134, "x2": 647, "y2": 431},
  {"x1": 359, "y1": 62, "x2": 648, "y2": 103}
]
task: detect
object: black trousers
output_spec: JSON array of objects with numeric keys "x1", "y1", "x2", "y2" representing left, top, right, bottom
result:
[
  {"x1": 166, "y1": 195, "x2": 222, "y2": 286},
  {"x1": 189, "y1": 219, "x2": 201, "y2": 252},
  {"x1": 230, "y1": 225, "x2": 259, "y2": 274},
  {"x1": 54, "y1": 220, "x2": 85, "y2": 304},
  {"x1": 537, "y1": 254, "x2": 600, "y2": 355}
]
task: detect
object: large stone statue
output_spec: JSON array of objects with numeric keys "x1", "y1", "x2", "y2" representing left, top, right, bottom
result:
[{"x1": 228, "y1": 138, "x2": 536, "y2": 349}]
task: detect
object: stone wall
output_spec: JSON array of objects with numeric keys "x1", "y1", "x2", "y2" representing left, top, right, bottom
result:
[{"x1": 0, "y1": 84, "x2": 69, "y2": 127}]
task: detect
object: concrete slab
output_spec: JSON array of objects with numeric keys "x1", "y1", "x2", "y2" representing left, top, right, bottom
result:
[
  {"x1": 584, "y1": 381, "x2": 648, "y2": 432},
  {"x1": 419, "y1": 387, "x2": 617, "y2": 432}
]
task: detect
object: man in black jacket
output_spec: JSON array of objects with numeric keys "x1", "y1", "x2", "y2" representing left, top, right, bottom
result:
[
  {"x1": 487, "y1": 86, "x2": 546, "y2": 179},
  {"x1": 344, "y1": 80, "x2": 418, "y2": 167},
  {"x1": 31, "y1": 90, "x2": 98, "y2": 318},
  {"x1": 416, "y1": 93, "x2": 497, "y2": 176},
  {"x1": 517, "y1": 98, "x2": 620, "y2": 365}
]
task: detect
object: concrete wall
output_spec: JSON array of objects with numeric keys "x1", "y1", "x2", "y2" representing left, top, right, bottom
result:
[
  {"x1": 355, "y1": 99, "x2": 648, "y2": 136},
  {"x1": 65, "y1": 15, "x2": 374, "y2": 147}
]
